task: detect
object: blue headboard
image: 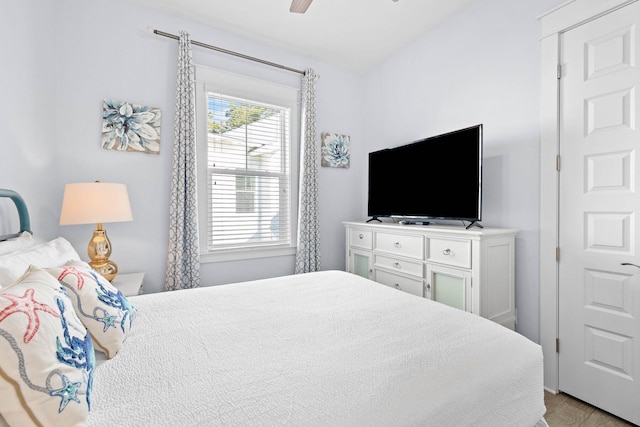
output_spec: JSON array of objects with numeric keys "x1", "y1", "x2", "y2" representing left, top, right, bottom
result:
[{"x1": 0, "y1": 189, "x2": 32, "y2": 240}]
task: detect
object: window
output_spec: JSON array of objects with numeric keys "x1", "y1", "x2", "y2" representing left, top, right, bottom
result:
[
  {"x1": 235, "y1": 176, "x2": 256, "y2": 214},
  {"x1": 195, "y1": 66, "x2": 298, "y2": 261}
]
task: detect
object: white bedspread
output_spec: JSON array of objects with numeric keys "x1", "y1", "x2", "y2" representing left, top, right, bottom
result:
[{"x1": 87, "y1": 271, "x2": 545, "y2": 426}]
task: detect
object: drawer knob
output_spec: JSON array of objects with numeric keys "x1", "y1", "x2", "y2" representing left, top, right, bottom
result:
[
  {"x1": 394, "y1": 242, "x2": 401, "y2": 248},
  {"x1": 394, "y1": 283, "x2": 401, "y2": 289},
  {"x1": 426, "y1": 283, "x2": 431, "y2": 290},
  {"x1": 393, "y1": 262, "x2": 401, "y2": 269},
  {"x1": 443, "y1": 248, "x2": 451, "y2": 255},
  {"x1": 359, "y1": 234, "x2": 364, "y2": 239}
]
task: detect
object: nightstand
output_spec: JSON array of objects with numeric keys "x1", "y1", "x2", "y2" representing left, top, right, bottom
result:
[{"x1": 112, "y1": 272, "x2": 145, "y2": 297}]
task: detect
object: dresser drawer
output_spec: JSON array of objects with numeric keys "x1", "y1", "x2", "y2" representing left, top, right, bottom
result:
[
  {"x1": 375, "y1": 270, "x2": 424, "y2": 297},
  {"x1": 375, "y1": 232, "x2": 424, "y2": 259},
  {"x1": 375, "y1": 254, "x2": 424, "y2": 278},
  {"x1": 349, "y1": 228, "x2": 372, "y2": 249},
  {"x1": 428, "y1": 238, "x2": 471, "y2": 268}
]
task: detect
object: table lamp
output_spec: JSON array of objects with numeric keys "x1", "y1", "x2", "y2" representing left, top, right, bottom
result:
[{"x1": 60, "y1": 182, "x2": 133, "y2": 282}]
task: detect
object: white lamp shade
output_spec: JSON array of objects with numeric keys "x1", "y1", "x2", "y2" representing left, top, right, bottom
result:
[{"x1": 60, "y1": 182, "x2": 133, "y2": 225}]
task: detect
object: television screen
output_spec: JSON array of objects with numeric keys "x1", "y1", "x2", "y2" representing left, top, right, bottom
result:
[{"x1": 368, "y1": 125, "x2": 483, "y2": 222}]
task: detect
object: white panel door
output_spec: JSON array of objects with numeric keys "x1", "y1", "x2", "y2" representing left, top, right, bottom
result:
[{"x1": 559, "y1": 2, "x2": 640, "y2": 424}]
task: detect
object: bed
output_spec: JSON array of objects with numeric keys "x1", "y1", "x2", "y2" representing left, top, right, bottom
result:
[{"x1": 0, "y1": 189, "x2": 547, "y2": 426}]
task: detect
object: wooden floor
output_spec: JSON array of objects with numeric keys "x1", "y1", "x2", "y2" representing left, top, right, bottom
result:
[{"x1": 544, "y1": 391, "x2": 637, "y2": 426}]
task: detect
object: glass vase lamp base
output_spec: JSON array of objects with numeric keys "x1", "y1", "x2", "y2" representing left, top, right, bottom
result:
[{"x1": 87, "y1": 225, "x2": 119, "y2": 282}]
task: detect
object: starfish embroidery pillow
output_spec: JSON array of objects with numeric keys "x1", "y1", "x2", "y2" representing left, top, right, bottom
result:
[
  {"x1": 47, "y1": 260, "x2": 136, "y2": 359},
  {"x1": 0, "y1": 266, "x2": 94, "y2": 427}
]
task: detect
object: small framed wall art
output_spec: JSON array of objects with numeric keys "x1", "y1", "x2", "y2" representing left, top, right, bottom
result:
[
  {"x1": 101, "y1": 99, "x2": 161, "y2": 154},
  {"x1": 321, "y1": 132, "x2": 350, "y2": 168}
]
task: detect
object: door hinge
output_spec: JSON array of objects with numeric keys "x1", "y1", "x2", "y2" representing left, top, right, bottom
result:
[
  {"x1": 557, "y1": 64, "x2": 562, "y2": 80},
  {"x1": 556, "y1": 338, "x2": 560, "y2": 353},
  {"x1": 556, "y1": 155, "x2": 561, "y2": 171},
  {"x1": 556, "y1": 247, "x2": 560, "y2": 262}
]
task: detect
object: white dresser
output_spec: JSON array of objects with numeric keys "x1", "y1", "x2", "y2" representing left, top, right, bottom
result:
[{"x1": 344, "y1": 221, "x2": 518, "y2": 329}]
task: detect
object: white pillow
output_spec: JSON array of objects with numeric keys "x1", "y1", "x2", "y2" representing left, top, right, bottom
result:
[
  {"x1": 0, "y1": 237, "x2": 81, "y2": 285},
  {"x1": 0, "y1": 232, "x2": 41, "y2": 256}
]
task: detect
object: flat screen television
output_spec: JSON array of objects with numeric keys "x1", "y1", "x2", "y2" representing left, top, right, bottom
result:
[{"x1": 367, "y1": 124, "x2": 483, "y2": 224}]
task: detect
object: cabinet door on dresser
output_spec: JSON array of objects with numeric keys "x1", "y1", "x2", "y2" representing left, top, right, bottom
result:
[
  {"x1": 349, "y1": 248, "x2": 373, "y2": 279},
  {"x1": 346, "y1": 227, "x2": 373, "y2": 279},
  {"x1": 426, "y1": 264, "x2": 472, "y2": 312}
]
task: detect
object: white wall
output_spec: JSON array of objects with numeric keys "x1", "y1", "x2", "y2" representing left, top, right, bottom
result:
[
  {"x1": 1, "y1": 0, "x2": 363, "y2": 293},
  {"x1": 361, "y1": 0, "x2": 565, "y2": 342},
  {"x1": 0, "y1": 1, "x2": 59, "y2": 237}
]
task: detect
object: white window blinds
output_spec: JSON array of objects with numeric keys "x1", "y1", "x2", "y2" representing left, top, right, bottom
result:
[{"x1": 206, "y1": 93, "x2": 291, "y2": 250}]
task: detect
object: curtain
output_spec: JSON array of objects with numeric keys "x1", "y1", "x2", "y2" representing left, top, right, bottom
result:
[
  {"x1": 165, "y1": 31, "x2": 201, "y2": 291},
  {"x1": 294, "y1": 68, "x2": 320, "y2": 274}
]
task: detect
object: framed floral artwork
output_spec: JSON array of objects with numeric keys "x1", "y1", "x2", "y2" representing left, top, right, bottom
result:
[
  {"x1": 321, "y1": 132, "x2": 350, "y2": 168},
  {"x1": 101, "y1": 99, "x2": 161, "y2": 154}
]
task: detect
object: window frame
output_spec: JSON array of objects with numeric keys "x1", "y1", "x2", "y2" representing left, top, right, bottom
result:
[{"x1": 195, "y1": 65, "x2": 299, "y2": 262}]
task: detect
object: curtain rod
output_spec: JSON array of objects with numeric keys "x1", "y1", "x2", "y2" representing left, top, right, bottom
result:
[{"x1": 152, "y1": 29, "x2": 306, "y2": 76}]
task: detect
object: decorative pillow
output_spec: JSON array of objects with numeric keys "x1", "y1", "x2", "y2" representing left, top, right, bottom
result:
[
  {"x1": 47, "y1": 260, "x2": 136, "y2": 359},
  {"x1": 0, "y1": 266, "x2": 94, "y2": 427},
  {"x1": 0, "y1": 237, "x2": 81, "y2": 285}
]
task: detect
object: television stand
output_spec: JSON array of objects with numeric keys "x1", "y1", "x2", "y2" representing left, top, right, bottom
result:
[
  {"x1": 366, "y1": 216, "x2": 382, "y2": 223},
  {"x1": 398, "y1": 220, "x2": 432, "y2": 226},
  {"x1": 343, "y1": 221, "x2": 518, "y2": 329}
]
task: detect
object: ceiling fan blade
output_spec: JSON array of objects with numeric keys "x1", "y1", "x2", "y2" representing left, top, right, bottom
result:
[{"x1": 290, "y1": 0, "x2": 313, "y2": 14}]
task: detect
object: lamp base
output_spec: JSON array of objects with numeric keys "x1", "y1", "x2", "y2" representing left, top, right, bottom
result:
[
  {"x1": 89, "y1": 260, "x2": 118, "y2": 282},
  {"x1": 87, "y1": 227, "x2": 119, "y2": 282}
]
